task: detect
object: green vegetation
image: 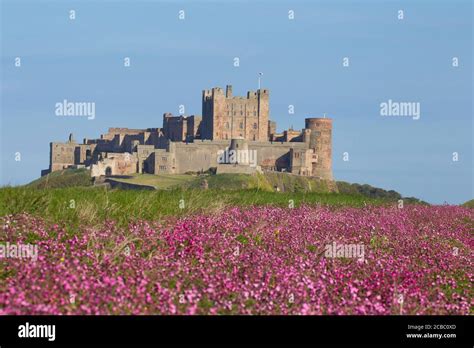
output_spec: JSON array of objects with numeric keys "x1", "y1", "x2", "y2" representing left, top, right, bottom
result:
[
  {"x1": 184, "y1": 173, "x2": 274, "y2": 191},
  {"x1": 108, "y1": 172, "x2": 337, "y2": 193},
  {"x1": 109, "y1": 173, "x2": 196, "y2": 189},
  {"x1": 0, "y1": 169, "x2": 428, "y2": 229},
  {"x1": 336, "y1": 181, "x2": 428, "y2": 204},
  {"x1": 265, "y1": 172, "x2": 337, "y2": 192},
  {"x1": 26, "y1": 170, "x2": 423, "y2": 204},
  {"x1": 27, "y1": 168, "x2": 92, "y2": 189},
  {"x1": 462, "y1": 199, "x2": 474, "y2": 208},
  {"x1": 0, "y1": 186, "x2": 391, "y2": 228},
  {"x1": 30, "y1": 169, "x2": 337, "y2": 193}
]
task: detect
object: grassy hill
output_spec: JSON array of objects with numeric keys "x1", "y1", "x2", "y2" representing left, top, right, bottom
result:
[
  {"x1": 109, "y1": 173, "x2": 196, "y2": 189},
  {"x1": 462, "y1": 199, "x2": 474, "y2": 208},
  {"x1": 24, "y1": 169, "x2": 425, "y2": 203},
  {"x1": 336, "y1": 181, "x2": 427, "y2": 204},
  {"x1": 182, "y1": 172, "x2": 338, "y2": 193},
  {"x1": 27, "y1": 168, "x2": 92, "y2": 189},
  {"x1": 30, "y1": 170, "x2": 335, "y2": 193},
  {"x1": 0, "y1": 169, "x2": 433, "y2": 230}
]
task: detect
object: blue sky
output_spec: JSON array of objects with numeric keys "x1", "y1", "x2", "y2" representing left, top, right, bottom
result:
[{"x1": 1, "y1": 0, "x2": 472, "y2": 204}]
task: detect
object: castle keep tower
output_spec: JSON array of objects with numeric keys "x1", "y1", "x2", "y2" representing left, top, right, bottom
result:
[
  {"x1": 44, "y1": 83, "x2": 335, "y2": 184},
  {"x1": 201, "y1": 85, "x2": 269, "y2": 141},
  {"x1": 305, "y1": 117, "x2": 333, "y2": 180}
]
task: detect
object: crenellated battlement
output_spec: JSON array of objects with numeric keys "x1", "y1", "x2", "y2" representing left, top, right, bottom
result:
[{"x1": 43, "y1": 83, "x2": 333, "y2": 181}]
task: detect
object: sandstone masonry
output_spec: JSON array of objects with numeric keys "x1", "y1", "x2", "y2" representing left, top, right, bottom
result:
[{"x1": 42, "y1": 85, "x2": 333, "y2": 180}]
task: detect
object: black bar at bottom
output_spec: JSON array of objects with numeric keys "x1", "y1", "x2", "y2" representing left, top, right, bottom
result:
[{"x1": 0, "y1": 315, "x2": 471, "y2": 346}]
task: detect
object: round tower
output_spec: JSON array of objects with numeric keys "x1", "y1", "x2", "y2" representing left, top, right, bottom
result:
[
  {"x1": 229, "y1": 137, "x2": 249, "y2": 164},
  {"x1": 305, "y1": 117, "x2": 333, "y2": 180}
]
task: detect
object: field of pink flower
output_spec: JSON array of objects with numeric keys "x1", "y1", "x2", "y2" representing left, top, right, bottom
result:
[{"x1": 0, "y1": 205, "x2": 472, "y2": 315}]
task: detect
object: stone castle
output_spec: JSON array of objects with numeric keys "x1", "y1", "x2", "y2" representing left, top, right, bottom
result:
[{"x1": 43, "y1": 85, "x2": 333, "y2": 180}]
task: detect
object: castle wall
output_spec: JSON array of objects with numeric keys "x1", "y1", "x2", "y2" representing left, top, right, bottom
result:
[
  {"x1": 268, "y1": 120, "x2": 277, "y2": 140},
  {"x1": 187, "y1": 116, "x2": 202, "y2": 140},
  {"x1": 74, "y1": 143, "x2": 96, "y2": 165},
  {"x1": 290, "y1": 148, "x2": 317, "y2": 176},
  {"x1": 216, "y1": 164, "x2": 258, "y2": 174},
  {"x1": 163, "y1": 114, "x2": 202, "y2": 142},
  {"x1": 85, "y1": 136, "x2": 328, "y2": 178},
  {"x1": 163, "y1": 113, "x2": 186, "y2": 141},
  {"x1": 150, "y1": 149, "x2": 176, "y2": 174},
  {"x1": 50, "y1": 141, "x2": 96, "y2": 172},
  {"x1": 50, "y1": 142, "x2": 76, "y2": 172},
  {"x1": 283, "y1": 129, "x2": 303, "y2": 142},
  {"x1": 136, "y1": 145, "x2": 155, "y2": 173},
  {"x1": 168, "y1": 140, "x2": 308, "y2": 174},
  {"x1": 146, "y1": 130, "x2": 168, "y2": 148},
  {"x1": 172, "y1": 141, "x2": 227, "y2": 173},
  {"x1": 250, "y1": 141, "x2": 307, "y2": 171},
  {"x1": 104, "y1": 128, "x2": 146, "y2": 138},
  {"x1": 90, "y1": 153, "x2": 137, "y2": 177}
]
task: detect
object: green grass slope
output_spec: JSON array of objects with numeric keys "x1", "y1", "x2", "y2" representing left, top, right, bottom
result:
[
  {"x1": 2, "y1": 170, "x2": 428, "y2": 228},
  {"x1": 27, "y1": 170, "x2": 417, "y2": 202},
  {"x1": 108, "y1": 173, "x2": 196, "y2": 189},
  {"x1": 114, "y1": 172, "x2": 338, "y2": 193},
  {"x1": 27, "y1": 168, "x2": 92, "y2": 189},
  {"x1": 336, "y1": 181, "x2": 428, "y2": 204}
]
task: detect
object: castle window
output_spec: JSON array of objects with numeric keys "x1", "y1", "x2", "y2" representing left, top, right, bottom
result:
[
  {"x1": 225, "y1": 122, "x2": 229, "y2": 129},
  {"x1": 240, "y1": 111, "x2": 243, "y2": 116},
  {"x1": 162, "y1": 157, "x2": 167, "y2": 162},
  {"x1": 233, "y1": 112, "x2": 236, "y2": 116},
  {"x1": 239, "y1": 122, "x2": 243, "y2": 129},
  {"x1": 253, "y1": 123, "x2": 257, "y2": 129},
  {"x1": 254, "y1": 111, "x2": 257, "y2": 116}
]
